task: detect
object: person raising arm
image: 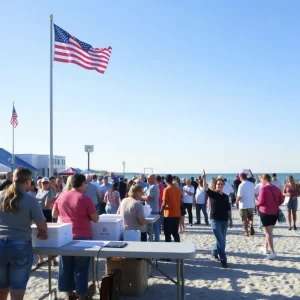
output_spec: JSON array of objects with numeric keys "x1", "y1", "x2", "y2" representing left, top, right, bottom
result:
[{"x1": 202, "y1": 170, "x2": 232, "y2": 268}]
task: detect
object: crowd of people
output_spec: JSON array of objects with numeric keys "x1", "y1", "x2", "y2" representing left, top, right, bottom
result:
[{"x1": 0, "y1": 169, "x2": 298, "y2": 299}]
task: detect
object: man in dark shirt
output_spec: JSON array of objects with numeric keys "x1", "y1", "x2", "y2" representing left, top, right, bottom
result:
[
  {"x1": 233, "y1": 175, "x2": 241, "y2": 193},
  {"x1": 246, "y1": 169, "x2": 256, "y2": 184},
  {"x1": 202, "y1": 169, "x2": 232, "y2": 268},
  {"x1": 191, "y1": 177, "x2": 199, "y2": 195},
  {"x1": 118, "y1": 176, "x2": 127, "y2": 200},
  {"x1": 0, "y1": 172, "x2": 13, "y2": 191}
]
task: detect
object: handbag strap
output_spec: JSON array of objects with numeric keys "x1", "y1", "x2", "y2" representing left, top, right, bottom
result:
[{"x1": 267, "y1": 186, "x2": 279, "y2": 211}]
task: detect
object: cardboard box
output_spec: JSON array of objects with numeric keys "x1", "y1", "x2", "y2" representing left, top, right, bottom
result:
[
  {"x1": 106, "y1": 258, "x2": 148, "y2": 296},
  {"x1": 31, "y1": 223, "x2": 73, "y2": 248},
  {"x1": 92, "y1": 218, "x2": 123, "y2": 241}
]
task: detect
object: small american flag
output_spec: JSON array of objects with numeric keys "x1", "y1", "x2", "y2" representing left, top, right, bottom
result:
[
  {"x1": 54, "y1": 24, "x2": 112, "y2": 74},
  {"x1": 10, "y1": 105, "x2": 18, "y2": 128}
]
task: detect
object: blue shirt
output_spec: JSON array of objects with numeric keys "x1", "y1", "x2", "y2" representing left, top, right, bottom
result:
[
  {"x1": 85, "y1": 182, "x2": 98, "y2": 205},
  {"x1": 112, "y1": 177, "x2": 120, "y2": 185},
  {"x1": 100, "y1": 183, "x2": 112, "y2": 200},
  {"x1": 145, "y1": 184, "x2": 159, "y2": 213},
  {"x1": 139, "y1": 181, "x2": 149, "y2": 188}
]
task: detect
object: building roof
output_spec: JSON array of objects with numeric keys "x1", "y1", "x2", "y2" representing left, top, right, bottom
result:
[{"x1": 0, "y1": 148, "x2": 38, "y2": 172}]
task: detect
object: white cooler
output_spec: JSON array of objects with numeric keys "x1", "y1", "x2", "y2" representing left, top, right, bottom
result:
[
  {"x1": 99, "y1": 214, "x2": 123, "y2": 219},
  {"x1": 92, "y1": 218, "x2": 123, "y2": 241},
  {"x1": 31, "y1": 223, "x2": 73, "y2": 248}
]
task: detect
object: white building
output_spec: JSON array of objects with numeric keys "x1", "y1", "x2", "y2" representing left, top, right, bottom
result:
[{"x1": 16, "y1": 154, "x2": 66, "y2": 177}]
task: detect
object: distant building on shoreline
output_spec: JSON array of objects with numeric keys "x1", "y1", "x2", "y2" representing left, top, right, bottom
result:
[{"x1": 17, "y1": 154, "x2": 66, "y2": 177}]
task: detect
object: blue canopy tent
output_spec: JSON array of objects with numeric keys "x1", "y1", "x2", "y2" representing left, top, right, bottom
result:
[{"x1": 0, "y1": 148, "x2": 38, "y2": 172}]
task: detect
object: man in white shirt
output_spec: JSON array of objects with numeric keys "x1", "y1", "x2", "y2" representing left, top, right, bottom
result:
[
  {"x1": 183, "y1": 179, "x2": 195, "y2": 226},
  {"x1": 271, "y1": 173, "x2": 281, "y2": 190},
  {"x1": 237, "y1": 172, "x2": 255, "y2": 236},
  {"x1": 218, "y1": 176, "x2": 234, "y2": 201},
  {"x1": 194, "y1": 178, "x2": 209, "y2": 225}
]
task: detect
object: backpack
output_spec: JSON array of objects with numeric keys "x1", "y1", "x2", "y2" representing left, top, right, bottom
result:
[{"x1": 100, "y1": 269, "x2": 121, "y2": 300}]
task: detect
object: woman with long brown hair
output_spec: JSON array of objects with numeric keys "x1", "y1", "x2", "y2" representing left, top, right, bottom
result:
[
  {"x1": 0, "y1": 167, "x2": 47, "y2": 300},
  {"x1": 283, "y1": 175, "x2": 298, "y2": 230}
]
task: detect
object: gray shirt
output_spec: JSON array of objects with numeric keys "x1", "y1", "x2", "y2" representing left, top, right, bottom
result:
[
  {"x1": 0, "y1": 189, "x2": 45, "y2": 240},
  {"x1": 36, "y1": 189, "x2": 54, "y2": 210},
  {"x1": 119, "y1": 197, "x2": 146, "y2": 233},
  {"x1": 85, "y1": 182, "x2": 98, "y2": 205},
  {"x1": 145, "y1": 184, "x2": 159, "y2": 213}
]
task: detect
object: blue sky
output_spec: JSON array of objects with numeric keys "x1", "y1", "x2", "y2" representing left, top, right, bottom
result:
[{"x1": 1, "y1": 0, "x2": 300, "y2": 173}]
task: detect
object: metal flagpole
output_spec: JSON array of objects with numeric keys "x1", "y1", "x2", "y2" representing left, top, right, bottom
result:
[
  {"x1": 12, "y1": 102, "x2": 15, "y2": 172},
  {"x1": 49, "y1": 14, "x2": 54, "y2": 177}
]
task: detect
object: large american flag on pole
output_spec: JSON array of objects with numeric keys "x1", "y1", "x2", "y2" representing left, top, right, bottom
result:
[
  {"x1": 54, "y1": 24, "x2": 112, "y2": 74},
  {"x1": 10, "y1": 105, "x2": 18, "y2": 128}
]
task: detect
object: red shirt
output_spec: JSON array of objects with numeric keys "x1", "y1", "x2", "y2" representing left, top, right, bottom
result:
[
  {"x1": 54, "y1": 190, "x2": 96, "y2": 238},
  {"x1": 257, "y1": 185, "x2": 284, "y2": 215}
]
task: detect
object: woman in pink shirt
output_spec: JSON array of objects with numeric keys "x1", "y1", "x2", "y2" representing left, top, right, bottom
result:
[
  {"x1": 256, "y1": 174, "x2": 284, "y2": 260},
  {"x1": 52, "y1": 174, "x2": 99, "y2": 300}
]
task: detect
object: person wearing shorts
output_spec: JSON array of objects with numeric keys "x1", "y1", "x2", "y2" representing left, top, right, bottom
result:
[
  {"x1": 259, "y1": 212, "x2": 278, "y2": 227},
  {"x1": 239, "y1": 208, "x2": 254, "y2": 222},
  {"x1": 256, "y1": 174, "x2": 284, "y2": 260},
  {"x1": 237, "y1": 173, "x2": 255, "y2": 236},
  {"x1": 283, "y1": 176, "x2": 298, "y2": 230},
  {"x1": 0, "y1": 168, "x2": 47, "y2": 299}
]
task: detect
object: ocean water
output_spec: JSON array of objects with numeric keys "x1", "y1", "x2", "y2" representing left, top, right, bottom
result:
[{"x1": 117, "y1": 172, "x2": 300, "y2": 184}]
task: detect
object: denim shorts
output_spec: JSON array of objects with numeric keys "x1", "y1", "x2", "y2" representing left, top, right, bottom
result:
[
  {"x1": 287, "y1": 199, "x2": 298, "y2": 211},
  {"x1": 0, "y1": 239, "x2": 33, "y2": 290}
]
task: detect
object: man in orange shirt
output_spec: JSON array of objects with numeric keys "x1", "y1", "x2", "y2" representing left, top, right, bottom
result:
[{"x1": 160, "y1": 174, "x2": 182, "y2": 242}]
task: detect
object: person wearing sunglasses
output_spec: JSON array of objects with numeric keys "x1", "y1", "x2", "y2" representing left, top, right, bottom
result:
[{"x1": 202, "y1": 170, "x2": 232, "y2": 268}]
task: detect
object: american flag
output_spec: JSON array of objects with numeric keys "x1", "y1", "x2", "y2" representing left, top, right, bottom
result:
[
  {"x1": 10, "y1": 105, "x2": 18, "y2": 128},
  {"x1": 54, "y1": 24, "x2": 112, "y2": 74}
]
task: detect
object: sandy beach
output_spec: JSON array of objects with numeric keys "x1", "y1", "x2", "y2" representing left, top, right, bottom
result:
[{"x1": 22, "y1": 206, "x2": 300, "y2": 300}]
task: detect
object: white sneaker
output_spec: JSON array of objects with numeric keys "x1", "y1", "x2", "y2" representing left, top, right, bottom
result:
[
  {"x1": 260, "y1": 247, "x2": 271, "y2": 255},
  {"x1": 266, "y1": 252, "x2": 277, "y2": 260}
]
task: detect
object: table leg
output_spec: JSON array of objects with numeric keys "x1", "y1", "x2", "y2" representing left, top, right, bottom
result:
[
  {"x1": 92, "y1": 257, "x2": 96, "y2": 284},
  {"x1": 176, "y1": 259, "x2": 181, "y2": 300},
  {"x1": 48, "y1": 256, "x2": 53, "y2": 300},
  {"x1": 180, "y1": 259, "x2": 184, "y2": 299},
  {"x1": 148, "y1": 223, "x2": 154, "y2": 276},
  {"x1": 149, "y1": 223, "x2": 153, "y2": 242}
]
